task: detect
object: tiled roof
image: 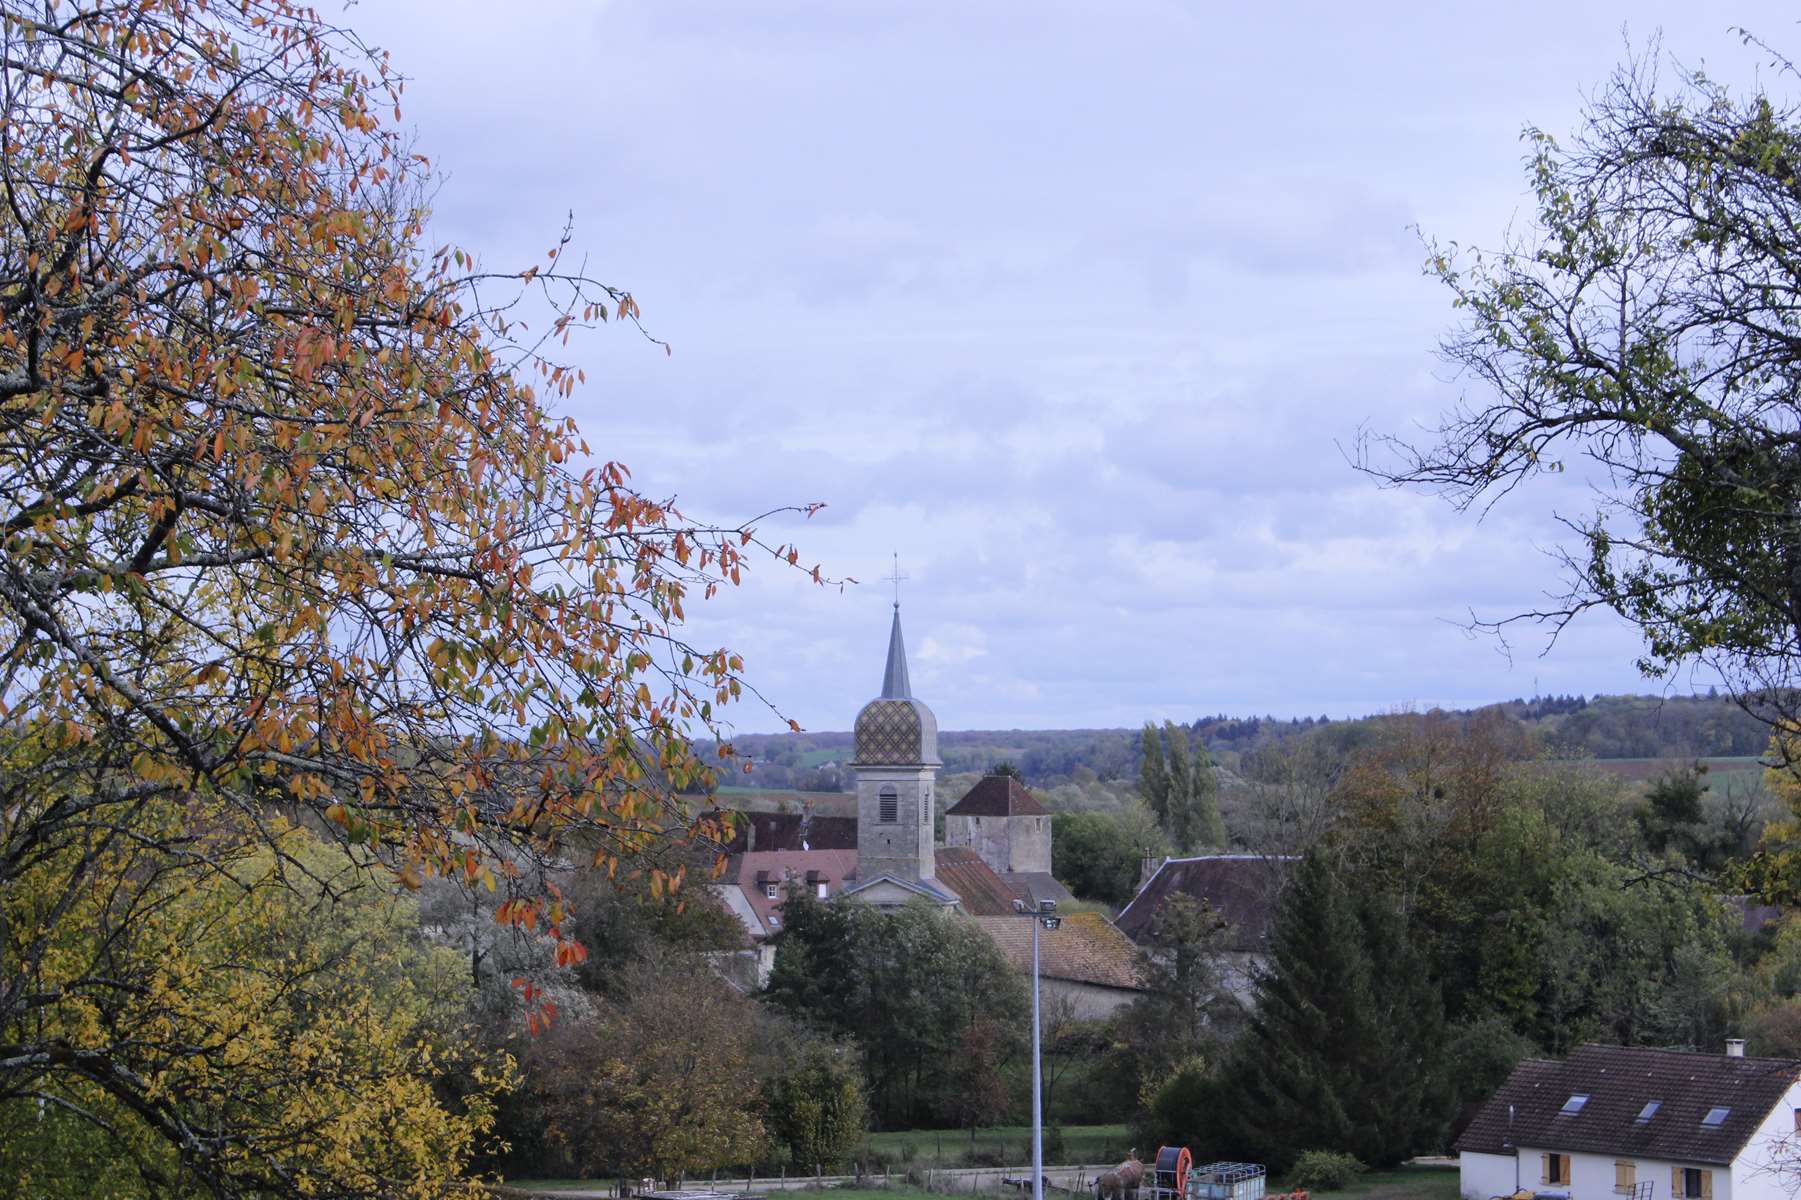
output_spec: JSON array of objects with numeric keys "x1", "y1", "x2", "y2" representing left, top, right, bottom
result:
[
  {"x1": 1455, "y1": 1044, "x2": 1801, "y2": 1165},
  {"x1": 1115, "y1": 854, "x2": 1295, "y2": 953},
  {"x1": 971, "y1": 912, "x2": 1144, "y2": 992},
  {"x1": 1001, "y1": 871, "x2": 1073, "y2": 909},
  {"x1": 718, "y1": 811, "x2": 858, "y2": 854},
  {"x1": 733, "y1": 849, "x2": 857, "y2": 936},
  {"x1": 935, "y1": 847, "x2": 1031, "y2": 916},
  {"x1": 946, "y1": 774, "x2": 1047, "y2": 817}
]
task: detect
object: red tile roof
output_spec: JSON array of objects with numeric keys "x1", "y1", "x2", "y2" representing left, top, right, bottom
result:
[
  {"x1": 935, "y1": 847, "x2": 1031, "y2": 916},
  {"x1": 971, "y1": 912, "x2": 1144, "y2": 992},
  {"x1": 1456, "y1": 1044, "x2": 1801, "y2": 1165},
  {"x1": 946, "y1": 774, "x2": 1046, "y2": 817},
  {"x1": 733, "y1": 849, "x2": 857, "y2": 936}
]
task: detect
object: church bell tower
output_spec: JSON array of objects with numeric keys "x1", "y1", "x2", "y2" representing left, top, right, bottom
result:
[{"x1": 850, "y1": 603, "x2": 941, "y2": 886}]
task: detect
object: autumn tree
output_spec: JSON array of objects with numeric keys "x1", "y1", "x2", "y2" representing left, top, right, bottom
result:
[
  {"x1": 524, "y1": 953, "x2": 766, "y2": 1184},
  {"x1": 0, "y1": 822, "x2": 509, "y2": 1198},
  {"x1": 0, "y1": 1, "x2": 815, "y2": 1194}
]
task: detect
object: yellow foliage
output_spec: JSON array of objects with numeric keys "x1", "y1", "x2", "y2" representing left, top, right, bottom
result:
[{"x1": 0, "y1": 805, "x2": 510, "y2": 1198}]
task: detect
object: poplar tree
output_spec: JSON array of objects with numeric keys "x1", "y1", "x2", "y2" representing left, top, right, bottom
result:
[
  {"x1": 1140, "y1": 722, "x2": 1171, "y2": 824},
  {"x1": 1164, "y1": 721, "x2": 1196, "y2": 848}
]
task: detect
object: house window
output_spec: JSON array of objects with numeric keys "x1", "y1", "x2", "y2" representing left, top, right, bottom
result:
[
  {"x1": 1542, "y1": 1155, "x2": 1570, "y2": 1186},
  {"x1": 1673, "y1": 1168, "x2": 1712, "y2": 1199},
  {"x1": 1561, "y1": 1094, "x2": 1589, "y2": 1116},
  {"x1": 816, "y1": 882, "x2": 829, "y2": 899},
  {"x1": 1614, "y1": 1162, "x2": 1636, "y2": 1194},
  {"x1": 768, "y1": 913, "x2": 781, "y2": 929},
  {"x1": 1702, "y1": 1107, "x2": 1730, "y2": 1127},
  {"x1": 763, "y1": 883, "x2": 778, "y2": 899},
  {"x1": 879, "y1": 786, "x2": 899, "y2": 823},
  {"x1": 1637, "y1": 1101, "x2": 1661, "y2": 1124}
]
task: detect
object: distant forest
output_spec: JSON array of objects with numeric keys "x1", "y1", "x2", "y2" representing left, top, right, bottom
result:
[{"x1": 721, "y1": 692, "x2": 1773, "y2": 794}]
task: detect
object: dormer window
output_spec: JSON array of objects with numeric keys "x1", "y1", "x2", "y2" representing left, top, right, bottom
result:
[
  {"x1": 1561, "y1": 1094, "x2": 1589, "y2": 1116},
  {"x1": 763, "y1": 882, "x2": 778, "y2": 899},
  {"x1": 879, "y1": 786, "x2": 899, "y2": 823},
  {"x1": 1703, "y1": 1107, "x2": 1731, "y2": 1127},
  {"x1": 1637, "y1": 1101, "x2": 1661, "y2": 1123}
]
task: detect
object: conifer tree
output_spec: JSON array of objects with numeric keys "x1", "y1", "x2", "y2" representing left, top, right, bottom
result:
[
  {"x1": 1210, "y1": 855, "x2": 1450, "y2": 1171},
  {"x1": 1215, "y1": 854, "x2": 1364, "y2": 1170}
]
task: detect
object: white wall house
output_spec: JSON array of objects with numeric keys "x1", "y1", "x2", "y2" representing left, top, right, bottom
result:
[{"x1": 1457, "y1": 1044, "x2": 1801, "y2": 1200}]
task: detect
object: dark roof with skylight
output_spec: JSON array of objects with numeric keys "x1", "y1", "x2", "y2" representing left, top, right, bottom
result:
[{"x1": 1456, "y1": 1044, "x2": 1801, "y2": 1166}]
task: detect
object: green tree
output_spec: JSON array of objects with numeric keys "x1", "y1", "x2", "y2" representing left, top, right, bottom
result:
[
  {"x1": 761, "y1": 1040, "x2": 869, "y2": 1172},
  {"x1": 1208, "y1": 856, "x2": 1449, "y2": 1172},
  {"x1": 1141, "y1": 721, "x2": 1224, "y2": 852},
  {"x1": 1360, "y1": 39, "x2": 1801, "y2": 738},
  {"x1": 1641, "y1": 762, "x2": 1710, "y2": 857},
  {"x1": 1052, "y1": 807, "x2": 1167, "y2": 905},
  {"x1": 1140, "y1": 723, "x2": 1171, "y2": 825},
  {"x1": 763, "y1": 897, "x2": 1028, "y2": 1127}
]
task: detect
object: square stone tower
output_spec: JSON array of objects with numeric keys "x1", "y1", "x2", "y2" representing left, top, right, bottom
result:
[{"x1": 944, "y1": 771, "x2": 1051, "y2": 874}]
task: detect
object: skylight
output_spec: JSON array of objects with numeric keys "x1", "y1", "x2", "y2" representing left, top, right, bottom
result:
[
  {"x1": 1636, "y1": 1101, "x2": 1661, "y2": 1124},
  {"x1": 1561, "y1": 1094, "x2": 1590, "y2": 1116},
  {"x1": 1703, "y1": 1107, "x2": 1731, "y2": 1127}
]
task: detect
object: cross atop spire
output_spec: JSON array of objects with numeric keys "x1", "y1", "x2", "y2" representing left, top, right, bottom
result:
[{"x1": 883, "y1": 552, "x2": 908, "y2": 611}]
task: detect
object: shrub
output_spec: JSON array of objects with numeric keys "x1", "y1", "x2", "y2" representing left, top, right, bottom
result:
[{"x1": 1289, "y1": 1151, "x2": 1365, "y2": 1192}]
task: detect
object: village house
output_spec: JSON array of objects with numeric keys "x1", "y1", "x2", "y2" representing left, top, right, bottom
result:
[
  {"x1": 1115, "y1": 852, "x2": 1294, "y2": 1001},
  {"x1": 1456, "y1": 1042, "x2": 1801, "y2": 1200}
]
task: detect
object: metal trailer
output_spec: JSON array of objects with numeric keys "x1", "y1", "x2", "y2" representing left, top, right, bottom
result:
[{"x1": 1187, "y1": 1162, "x2": 1267, "y2": 1200}]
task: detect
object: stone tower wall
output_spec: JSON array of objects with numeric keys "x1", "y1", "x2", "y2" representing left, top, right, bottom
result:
[{"x1": 854, "y1": 765, "x2": 937, "y2": 883}]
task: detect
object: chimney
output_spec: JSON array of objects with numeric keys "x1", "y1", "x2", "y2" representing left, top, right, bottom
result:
[{"x1": 1726, "y1": 1039, "x2": 1746, "y2": 1058}]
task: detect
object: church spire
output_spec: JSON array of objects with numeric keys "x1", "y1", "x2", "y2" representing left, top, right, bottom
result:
[{"x1": 881, "y1": 605, "x2": 911, "y2": 699}]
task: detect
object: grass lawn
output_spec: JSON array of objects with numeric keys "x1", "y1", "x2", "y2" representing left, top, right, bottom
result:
[
  {"x1": 863, "y1": 1123, "x2": 1130, "y2": 1166},
  {"x1": 1295, "y1": 1165, "x2": 1460, "y2": 1200},
  {"x1": 493, "y1": 1161, "x2": 1459, "y2": 1200}
]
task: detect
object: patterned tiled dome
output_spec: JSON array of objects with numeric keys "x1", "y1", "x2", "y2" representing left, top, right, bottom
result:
[{"x1": 854, "y1": 697, "x2": 940, "y2": 766}]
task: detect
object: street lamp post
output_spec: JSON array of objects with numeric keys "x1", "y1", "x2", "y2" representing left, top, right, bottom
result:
[{"x1": 1013, "y1": 897, "x2": 1061, "y2": 1200}]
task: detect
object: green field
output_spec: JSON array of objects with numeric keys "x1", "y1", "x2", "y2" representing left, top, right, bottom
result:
[
  {"x1": 862, "y1": 1123, "x2": 1131, "y2": 1166},
  {"x1": 1589, "y1": 756, "x2": 1763, "y2": 784}
]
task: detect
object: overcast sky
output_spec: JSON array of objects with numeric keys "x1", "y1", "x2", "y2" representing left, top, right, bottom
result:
[{"x1": 350, "y1": 1, "x2": 1799, "y2": 734}]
